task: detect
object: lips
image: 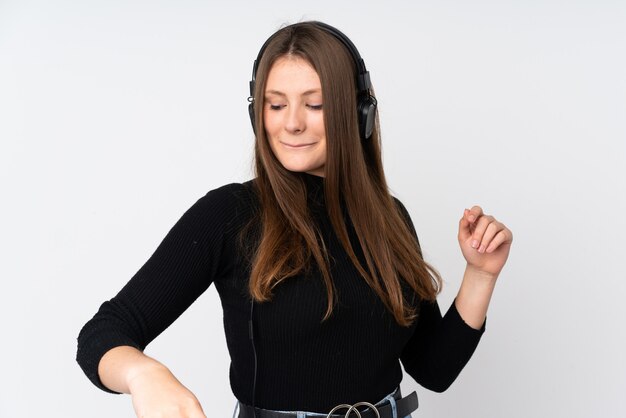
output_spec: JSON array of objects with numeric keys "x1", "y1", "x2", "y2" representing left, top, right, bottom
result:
[{"x1": 281, "y1": 142, "x2": 316, "y2": 148}]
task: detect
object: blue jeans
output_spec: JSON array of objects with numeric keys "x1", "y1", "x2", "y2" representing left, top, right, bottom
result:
[{"x1": 233, "y1": 387, "x2": 412, "y2": 418}]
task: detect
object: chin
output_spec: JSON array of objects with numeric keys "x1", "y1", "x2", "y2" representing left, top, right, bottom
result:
[
  {"x1": 283, "y1": 166, "x2": 322, "y2": 175},
  {"x1": 285, "y1": 166, "x2": 314, "y2": 173},
  {"x1": 277, "y1": 160, "x2": 318, "y2": 173}
]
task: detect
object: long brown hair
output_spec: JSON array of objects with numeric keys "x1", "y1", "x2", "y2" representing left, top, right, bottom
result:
[{"x1": 246, "y1": 21, "x2": 441, "y2": 326}]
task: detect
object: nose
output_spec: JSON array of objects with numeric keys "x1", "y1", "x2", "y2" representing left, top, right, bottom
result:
[{"x1": 284, "y1": 105, "x2": 305, "y2": 134}]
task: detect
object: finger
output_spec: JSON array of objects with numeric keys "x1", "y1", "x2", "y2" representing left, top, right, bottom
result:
[
  {"x1": 458, "y1": 209, "x2": 473, "y2": 241},
  {"x1": 467, "y1": 205, "x2": 484, "y2": 224},
  {"x1": 470, "y1": 215, "x2": 496, "y2": 250},
  {"x1": 477, "y1": 221, "x2": 503, "y2": 253},
  {"x1": 486, "y1": 228, "x2": 513, "y2": 253}
]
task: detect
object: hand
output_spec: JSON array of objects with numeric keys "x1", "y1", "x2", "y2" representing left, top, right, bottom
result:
[
  {"x1": 127, "y1": 364, "x2": 207, "y2": 418},
  {"x1": 458, "y1": 206, "x2": 513, "y2": 280}
]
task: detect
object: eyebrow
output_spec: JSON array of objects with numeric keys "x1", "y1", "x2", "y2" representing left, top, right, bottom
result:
[{"x1": 265, "y1": 89, "x2": 322, "y2": 97}]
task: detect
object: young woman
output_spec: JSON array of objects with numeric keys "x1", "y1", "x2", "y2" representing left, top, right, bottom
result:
[{"x1": 76, "y1": 21, "x2": 513, "y2": 418}]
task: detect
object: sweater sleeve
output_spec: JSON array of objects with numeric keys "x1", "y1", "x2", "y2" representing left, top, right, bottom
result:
[
  {"x1": 393, "y1": 197, "x2": 485, "y2": 392},
  {"x1": 76, "y1": 183, "x2": 244, "y2": 393},
  {"x1": 400, "y1": 299, "x2": 485, "y2": 392}
]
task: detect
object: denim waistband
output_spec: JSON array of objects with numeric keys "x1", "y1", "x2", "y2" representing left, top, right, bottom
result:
[{"x1": 233, "y1": 387, "x2": 413, "y2": 418}]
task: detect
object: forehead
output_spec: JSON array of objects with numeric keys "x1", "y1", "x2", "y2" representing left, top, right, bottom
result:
[{"x1": 265, "y1": 56, "x2": 321, "y2": 93}]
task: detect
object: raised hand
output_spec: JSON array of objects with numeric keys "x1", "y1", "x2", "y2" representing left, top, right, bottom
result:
[{"x1": 458, "y1": 206, "x2": 513, "y2": 280}]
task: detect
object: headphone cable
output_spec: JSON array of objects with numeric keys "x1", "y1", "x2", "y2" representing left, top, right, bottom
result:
[{"x1": 249, "y1": 298, "x2": 258, "y2": 418}]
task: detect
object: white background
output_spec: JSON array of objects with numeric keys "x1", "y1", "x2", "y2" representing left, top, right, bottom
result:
[{"x1": 1, "y1": 1, "x2": 625, "y2": 417}]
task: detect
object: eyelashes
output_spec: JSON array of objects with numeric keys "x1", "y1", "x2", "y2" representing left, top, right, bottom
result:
[{"x1": 267, "y1": 104, "x2": 323, "y2": 111}]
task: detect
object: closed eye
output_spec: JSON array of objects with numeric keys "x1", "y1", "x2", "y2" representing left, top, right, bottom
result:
[{"x1": 307, "y1": 104, "x2": 323, "y2": 110}]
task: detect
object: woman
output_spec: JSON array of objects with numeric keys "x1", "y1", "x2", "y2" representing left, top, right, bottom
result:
[{"x1": 76, "y1": 21, "x2": 512, "y2": 418}]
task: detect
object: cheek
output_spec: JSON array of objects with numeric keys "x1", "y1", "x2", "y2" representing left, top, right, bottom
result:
[
  {"x1": 262, "y1": 112, "x2": 273, "y2": 136},
  {"x1": 263, "y1": 113, "x2": 280, "y2": 155},
  {"x1": 313, "y1": 112, "x2": 324, "y2": 130},
  {"x1": 263, "y1": 109, "x2": 281, "y2": 136},
  {"x1": 312, "y1": 113, "x2": 325, "y2": 133},
  {"x1": 319, "y1": 142, "x2": 327, "y2": 161}
]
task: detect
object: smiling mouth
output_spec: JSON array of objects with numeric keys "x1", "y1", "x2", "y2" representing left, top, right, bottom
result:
[{"x1": 281, "y1": 142, "x2": 316, "y2": 148}]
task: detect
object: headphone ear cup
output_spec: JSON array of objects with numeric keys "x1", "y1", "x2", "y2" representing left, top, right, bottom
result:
[
  {"x1": 248, "y1": 102, "x2": 256, "y2": 135},
  {"x1": 358, "y1": 96, "x2": 377, "y2": 140}
]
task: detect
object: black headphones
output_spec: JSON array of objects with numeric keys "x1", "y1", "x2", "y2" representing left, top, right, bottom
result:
[{"x1": 248, "y1": 21, "x2": 378, "y2": 141}]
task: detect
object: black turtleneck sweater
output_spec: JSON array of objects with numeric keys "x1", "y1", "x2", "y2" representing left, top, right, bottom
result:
[{"x1": 76, "y1": 173, "x2": 485, "y2": 413}]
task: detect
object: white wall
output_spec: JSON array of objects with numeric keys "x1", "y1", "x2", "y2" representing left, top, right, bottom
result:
[{"x1": 1, "y1": 1, "x2": 624, "y2": 417}]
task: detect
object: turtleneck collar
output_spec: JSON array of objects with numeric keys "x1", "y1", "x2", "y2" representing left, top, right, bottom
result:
[{"x1": 300, "y1": 172, "x2": 325, "y2": 204}]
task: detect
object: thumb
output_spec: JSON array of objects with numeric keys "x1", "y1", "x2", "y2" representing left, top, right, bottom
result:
[{"x1": 458, "y1": 208, "x2": 473, "y2": 242}]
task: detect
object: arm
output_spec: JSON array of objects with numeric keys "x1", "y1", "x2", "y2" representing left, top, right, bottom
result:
[
  {"x1": 98, "y1": 346, "x2": 206, "y2": 417},
  {"x1": 76, "y1": 183, "x2": 245, "y2": 415},
  {"x1": 401, "y1": 298, "x2": 486, "y2": 392},
  {"x1": 98, "y1": 345, "x2": 152, "y2": 394},
  {"x1": 455, "y1": 206, "x2": 513, "y2": 329},
  {"x1": 398, "y1": 202, "x2": 512, "y2": 391}
]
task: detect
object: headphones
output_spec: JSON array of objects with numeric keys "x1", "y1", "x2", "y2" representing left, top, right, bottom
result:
[{"x1": 248, "y1": 21, "x2": 378, "y2": 141}]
